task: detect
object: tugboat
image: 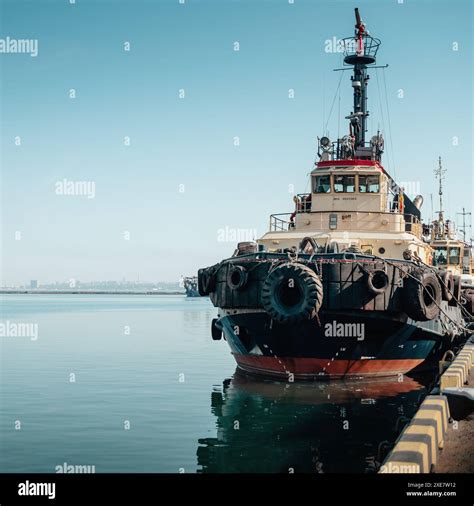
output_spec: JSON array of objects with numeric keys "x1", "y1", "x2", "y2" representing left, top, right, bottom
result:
[
  {"x1": 182, "y1": 276, "x2": 201, "y2": 297},
  {"x1": 428, "y1": 157, "x2": 474, "y2": 314},
  {"x1": 198, "y1": 8, "x2": 472, "y2": 380},
  {"x1": 429, "y1": 158, "x2": 472, "y2": 276}
]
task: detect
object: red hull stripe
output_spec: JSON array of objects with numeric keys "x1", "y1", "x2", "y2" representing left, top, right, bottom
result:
[{"x1": 233, "y1": 353, "x2": 424, "y2": 378}]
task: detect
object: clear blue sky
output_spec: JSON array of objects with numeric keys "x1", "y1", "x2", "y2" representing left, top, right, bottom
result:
[{"x1": 1, "y1": 0, "x2": 472, "y2": 285}]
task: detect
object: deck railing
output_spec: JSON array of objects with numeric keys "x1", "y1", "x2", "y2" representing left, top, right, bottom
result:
[
  {"x1": 404, "y1": 214, "x2": 422, "y2": 238},
  {"x1": 269, "y1": 213, "x2": 294, "y2": 232},
  {"x1": 269, "y1": 194, "x2": 313, "y2": 232},
  {"x1": 269, "y1": 210, "x2": 423, "y2": 236}
]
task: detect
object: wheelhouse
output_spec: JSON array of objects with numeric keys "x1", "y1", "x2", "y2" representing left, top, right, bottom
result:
[{"x1": 432, "y1": 240, "x2": 474, "y2": 275}]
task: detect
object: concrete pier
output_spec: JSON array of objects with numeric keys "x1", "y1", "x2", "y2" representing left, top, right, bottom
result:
[
  {"x1": 435, "y1": 410, "x2": 474, "y2": 472},
  {"x1": 435, "y1": 342, "x2": 474, "y2": 472},
  {"x1": 380, "y1": 340, "x2": 474, "y2": 473}
]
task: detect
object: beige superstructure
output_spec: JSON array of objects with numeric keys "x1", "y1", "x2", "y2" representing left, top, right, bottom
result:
[{"x1": 259, "y1": 159, "x2": 432, "y2": 263}]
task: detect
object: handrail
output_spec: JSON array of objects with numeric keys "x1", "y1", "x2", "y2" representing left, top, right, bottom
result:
[
  {"x1": 268, "y1": 210, "x2": 423, "y2": 236},
  {"x1": 269, "y1": 213, "x2": 293, "y2": 232}
]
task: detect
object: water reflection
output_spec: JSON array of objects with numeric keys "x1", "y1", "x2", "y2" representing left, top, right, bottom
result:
[
  {"x1": 197, "y1": 370, "x2": 435, "y2": 473},
  {"x1": 181, "y1": 297, "x2": 214, "y2": 337}
]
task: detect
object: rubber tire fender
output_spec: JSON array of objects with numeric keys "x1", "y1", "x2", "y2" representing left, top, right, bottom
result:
[
  {"x1": 439, "y1": 271, "x2": 454, "y2": 302},
  {"x1": 366, "y1": 269, "x2": 390, "y2": 295},
  {"x1": 198, "y1": 268, "x2": 216, "y2": 296},
  {"x1": 261, "y1": 262, "x2": 323, "y2": 324},
  {"x1": 461, "y1": 289, "x2": 474, "y2": 319},
  {"x1": 449, "y1": 274, "x2": 462, "y2": 306},
  {"x1": 211, "y1": 318, "x2": 222, "y2": 340},
  {"x1": 227, "y1": 265, "x2": 248, "y2": 291},
  {"x1": 402, "y1": 270, "x2": 442, "y2": 321}
]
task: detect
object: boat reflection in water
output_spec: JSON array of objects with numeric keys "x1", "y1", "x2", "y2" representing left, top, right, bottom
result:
[{"x1": 197, "y1": 371, "x2": 435, "y2": 473}]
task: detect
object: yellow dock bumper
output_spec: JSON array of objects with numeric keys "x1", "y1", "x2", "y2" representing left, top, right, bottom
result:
[{"x1": 379, "y1": 395, "x2": 450, "y2": 473}]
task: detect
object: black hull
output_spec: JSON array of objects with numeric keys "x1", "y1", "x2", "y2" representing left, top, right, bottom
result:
[
  {"x1": 200, "y1": 252, "x2": 469, "y2": 379},
  {"x1": 218, "y1": 305, "x2": 465, "y2": 379}
]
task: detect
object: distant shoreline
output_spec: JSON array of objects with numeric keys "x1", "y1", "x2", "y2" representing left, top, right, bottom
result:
[{"x1": 0, "y1": 290, "x2": 186, "y2": 295}]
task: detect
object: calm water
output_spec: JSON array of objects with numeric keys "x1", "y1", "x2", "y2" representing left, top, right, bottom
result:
[{"x1": 0, "y1": 295, "x2": 433, "y2": 473}]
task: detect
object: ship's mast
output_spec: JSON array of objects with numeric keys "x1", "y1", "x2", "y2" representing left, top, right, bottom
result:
[
  {"x1": 318, "y1": 10, "x2": 386, "y2": 163},
  {"x1": 346, "y1": 9, "x2": 369, "y2": 147},
  {"x1": 434, "y1": 156, "x2": 447, "y2": 239},
  {"x1": 343, "y1": 8, "x2": 381, "y2": 150}
]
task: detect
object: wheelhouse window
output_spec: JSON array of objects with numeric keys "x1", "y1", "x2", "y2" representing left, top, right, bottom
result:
[
  {"x1": 433, "y1": 248, "x2": 447, "y2": 266},
  {"x1": 448, "y1": 247, "x2": 461, "y2": 265},
  {"x1": 359, "y1": 175, "x2": 380, "y2": 193},
  {"x1": 334, "y1": 175, "x2": 355, "y2": 193},
  {"x1": 314, "y1": 175, "x2": 331, "y2": 193}
]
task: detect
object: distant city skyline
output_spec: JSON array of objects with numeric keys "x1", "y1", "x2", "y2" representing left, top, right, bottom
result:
[
  {"x1": 1, "y1": 0, "x2": 472, "y2": 285},
  {"x1": 3, "y1": 278, "x2": 183, "y2": 289}
]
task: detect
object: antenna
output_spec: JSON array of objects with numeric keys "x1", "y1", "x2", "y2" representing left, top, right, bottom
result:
[
  {"x1": 457, "y1": 207, "x2": 472, "y2": 242},
  {"x1": 434, "y1": 156, "x2": 447, "y2": 237}
]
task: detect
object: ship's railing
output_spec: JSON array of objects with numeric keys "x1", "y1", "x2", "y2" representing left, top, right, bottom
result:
[
  {"x1": 269, "y1": 210, "x2": 423, "y2": 236},
  {"x1": 341, "y1": 35, "x2": 381, "y2": 60},
  {"x1": 323, "y1": 141, "x2": 379, "y2": 161},
  {"x1": 269, "y1": 213, "x2": 294, "y2": 232},
  {"x1": 404, "y1": 214, "x2": 422, "y2": 238},
  {"x1": 270, "y1": 194, "x2": 312, "y2": 232}
]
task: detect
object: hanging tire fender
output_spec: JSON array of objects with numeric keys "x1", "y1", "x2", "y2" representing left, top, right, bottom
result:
[
  {"x1": 261, "y1": 262, "x2": 323, "y2": 324},
  {"x1": 211, "y1": 318, "x2": 222, "y2": 340},
  {"x1": 366, "y1": 269, "x2": 390, "y2": 295},
  {"x1": 449, "y1": 274, "x2": 462, "y2": 306},
  {"x1": 227, "y1": 265, "x2": 248, "y2": 290},
  {"x1": 461, "y1": 289, "x2": 474, "y2": 320},
  {"x1": 402, "y1": 270, "x2": 442, "y2": 321},
  {"x1": 198, "y1": 268, "x2": 217, "y2": 295},
  {"x1": 439, "y1": 270, "x2": 454, "y2": 302}
]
